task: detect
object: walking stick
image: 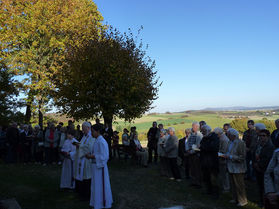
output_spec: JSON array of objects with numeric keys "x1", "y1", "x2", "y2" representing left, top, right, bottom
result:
[{"x1": 102, "y1": 167, "x2": 106, "y2": 207}]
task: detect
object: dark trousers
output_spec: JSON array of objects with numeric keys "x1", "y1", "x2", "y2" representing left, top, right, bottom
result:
[
  {"x1": 246, "y1": 151, "x2": 255, "y2": 179},
  {"x1": 5, "y1": 145, "x2": 16, "y2": 163},
  {"x1": 45, "y1": 147, "x2": 58, "y2": 164},
  {"x1": 202, "y1": 167, "x2": 219, "y2": 196},
  {"x1": 34, "y1": 149, "x2": 44, "y2": 163},
  {"x1": 17, "y1": 144, "x2": 24, "y2": 163},
  {"x1": 112, "y1": 147, "x2": 120, "y2": 159},
  {"x1": 255, "y1": 170, "x2": 265, "y2": 205},
  {"x1": 75, "y1": 179, "x2": 91, "y2": 200},
  {"x1": 123, "y1": 145, "x2": 130, "y2": 160},
  {"x1": 183, "y1": 156, "x2": 190, "y2": 178},
  {"x1": 148, "y1": 146, "x2": 158, "y2": 163},
  {"x1": 189, "y1": 154, "x2": 202, "y2": 186},
  {"x1": 23, "y1": 144, "x2": 31, "y2": 163},
  {"x1": 159, "y1": 156, "x2": 171, "y2": 177},
  {"x1": 168, "y1": 157, "x2": 181, "y2": 180},
  {"x1": 105, "y1": 139, "x2": 112, "y2": 160}
]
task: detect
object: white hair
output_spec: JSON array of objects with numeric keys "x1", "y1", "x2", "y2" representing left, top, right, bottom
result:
[
  {"x1": 192, "y1": 122, "x2": 200, "y2": 127},
  {"x1": 214, "y1": 127, "x2": 223, "y2": 135},
  {"x1": 168, "y1": 127, "x2": 175, "y2": 132},
  {"x1": 82, "y1": 121, "x2": 91, "y2": 128},
  {"x1": 255, "y1": 123, "x2": 266, "y2": 130},
  {"x1": 227, "y1": 128, "x2": 239, "y2": 138},
  {"x1": 201, "y1": 125, "x2": 211, "y2": 136},
  {"x1": 202, "y1": 125, "x2": 211, "y2": 132}
]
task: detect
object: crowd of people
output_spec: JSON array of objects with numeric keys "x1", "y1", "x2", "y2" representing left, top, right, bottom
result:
[
  {"x1": 1, "y1": 118, "x2": 279, "y2": 209},
  {"x1": 0, "y1": 120, "x2": 113, "y2": 209},
  {"x1": 148, "y1": 120, "x2": 279, "y2": 209}
]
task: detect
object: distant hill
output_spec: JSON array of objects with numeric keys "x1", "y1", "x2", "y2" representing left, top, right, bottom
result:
[{"x1": 202, "y1": 106, "x2": 279, "y2": 111}]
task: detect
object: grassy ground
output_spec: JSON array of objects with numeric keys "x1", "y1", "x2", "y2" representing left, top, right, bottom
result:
[{"x1": 0, "y1": 159, "x2": 261, "y2": 209}]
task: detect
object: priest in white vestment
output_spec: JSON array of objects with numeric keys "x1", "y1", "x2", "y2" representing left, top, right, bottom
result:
[
  {"x1": 86, "y1": 124, "x2": 113, "y2": 209},
  {"x1": 60, "y1": 129, "x2": 76, "y2": 189},
  {"x1": 72, "y1": 122, "x2": 95, "y2": 199}
]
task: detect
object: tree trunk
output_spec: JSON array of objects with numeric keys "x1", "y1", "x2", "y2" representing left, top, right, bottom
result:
[
  {"x1": 25, "y1": 104, "x2": 31, "y2": 124},
  {"x1": 38, "y1": 100, "x2": 43, "y2": 129},
  {"x1": 103, "y1": 115, "x2": 113, "y2": 129}
]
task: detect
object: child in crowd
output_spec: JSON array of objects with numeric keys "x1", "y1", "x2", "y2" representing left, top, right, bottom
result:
[{"x1": 60, "y1": 129, "x2": 77, "y2": 189}]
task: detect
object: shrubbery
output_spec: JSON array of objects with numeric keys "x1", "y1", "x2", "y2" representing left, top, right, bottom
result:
[{"x1": 230, "y1": 118, "x2": 276, "y2": 134}]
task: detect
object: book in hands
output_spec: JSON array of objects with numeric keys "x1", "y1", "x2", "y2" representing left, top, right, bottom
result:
[
  {"x1": 72, "y1": 141, "x2": 81, "y2": 145},
  {"x1": 218, "y1": 152, "x2": 225, "y2": 157}
]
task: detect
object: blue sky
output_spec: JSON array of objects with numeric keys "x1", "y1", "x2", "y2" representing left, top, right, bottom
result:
[{"x1": 94, "y1": 0, "x2": 279, "y2": 113}]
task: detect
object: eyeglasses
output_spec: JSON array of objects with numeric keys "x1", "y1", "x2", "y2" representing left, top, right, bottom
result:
[{"x1": 259, "y1": 134, "x2": 267, "y2": 137}]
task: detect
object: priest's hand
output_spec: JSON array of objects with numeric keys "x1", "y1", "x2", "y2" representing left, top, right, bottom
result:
[{"x1": 85, "y1": 154, "x2": 95, "y2": 159}]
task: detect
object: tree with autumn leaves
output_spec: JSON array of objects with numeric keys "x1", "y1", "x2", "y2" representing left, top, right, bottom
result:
[
  {"x1": 1, "y1": 0, "x2": 160, "y2": 127},
  {"x1": 1, "y1": 0, "x2": 103, "y2": 127},
  {"x1": 54, "y1": 27, "x2": 160, "y2": 127}
]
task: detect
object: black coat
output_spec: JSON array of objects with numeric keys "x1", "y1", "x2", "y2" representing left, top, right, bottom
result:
[
  {"x1": 178, "y1": 137, "x2": 186, "y2": 159},
  {"x1": 271, "y1": 129, "x2": 279, "y2": 147},
  {"x1": 147, "y1": 127, "x2": 158, "y2": 148},
  {"x1": 252, "y1": 139, "x2": 275, "y2": 173},
  {"x1": 200, "y1": 132, "x2": 220, "y2": 171},
  {"x1": 6, "y1": 127, "x2": 19, "y2": 147},
  {"x1": 20, "y1": 131, "x2": 32, "y2": 146}
]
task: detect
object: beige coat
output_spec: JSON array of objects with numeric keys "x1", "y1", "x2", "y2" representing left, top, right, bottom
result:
[
  {"x1": 226, "y1": 139, "x2": 247, "y2": 174},
  {"x1": 219, "y1": 134, "x2": 229, "y2": 165}
]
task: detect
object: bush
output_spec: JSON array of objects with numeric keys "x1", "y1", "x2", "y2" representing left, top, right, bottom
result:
[
  {"x1": 258, "y1": 118, "x2": 276, "y2": 133},
  {"x1": 230, "y1": 118, "x2": 247, "y2": 134},
  {"x1": 231, "y1": 118, "x2": 277, "y2": 134}
]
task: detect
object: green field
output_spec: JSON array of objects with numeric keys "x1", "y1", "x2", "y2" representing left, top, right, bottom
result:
[
  {"x1": 46, "y1": 110, "x2": 279, "y2": 142},
  {"x1": 111, "y1": 111, "x2": 279, "y2": 141}
]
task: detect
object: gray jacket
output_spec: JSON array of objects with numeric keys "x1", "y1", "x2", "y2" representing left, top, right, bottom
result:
[
  {"x1": 264, "y1": 149, "x2": 279, "y2": 194},
  {"x1": 164, "y1": 135, "x2": 178, "y2": 158},
  {"x1": 226, "y1": 139, "x2": 247, "y2": 174},
  {"x1": 44, "y1": 129, "x2": 60, "y2": 148}
]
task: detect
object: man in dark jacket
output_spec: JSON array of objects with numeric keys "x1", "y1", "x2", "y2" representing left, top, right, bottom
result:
[
  {"x1": 242, "y1": 120, "x2": 258, "y2": 180},
  {"x1": 6, "y1": 122, "x2": 19, "y2": 163},
  {"x1": 200, "y1": 125, "x2": 220, "y2": 198},
  {"x1": 103, "y1": 123, "x2": 113, "y2": 160},
  {"x1": 147, "y1": 122, "x2": 159, "y2": 163},
  {"x1": 252, "y1": 129, "x2": 275, "y2": 207},
  {"x1": 178, "y1": 128, "x2": 191, "y2": 179},
  {"x1": 271, "y1": 119, "x2": 279, "y2": 146}
]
